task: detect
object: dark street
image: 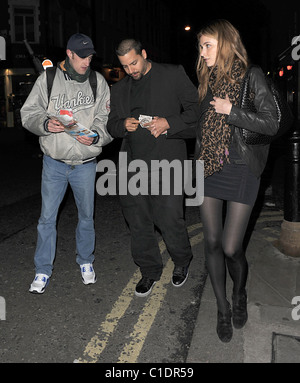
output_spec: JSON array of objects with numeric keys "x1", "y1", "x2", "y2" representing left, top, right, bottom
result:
[
  {"x1": 0, "y1": 128, "x2": 208, "y2": 363},
  {"x1": 0, "y1": 0, "x2": 299, "y2": 369},
  {"x1": 0, "y1": 126, "x2": 295, "y2": 365}
]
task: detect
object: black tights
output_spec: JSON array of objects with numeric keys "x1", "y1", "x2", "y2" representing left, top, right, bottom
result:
[{"x1": 200, "y1": 197, "x2": 253, "y2": 314}]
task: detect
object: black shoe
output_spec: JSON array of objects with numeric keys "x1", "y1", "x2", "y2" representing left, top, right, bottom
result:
[
  {"x1": 232, "y1": 291, "x2": 248, "y2": 329},
  {"x1": 172, "y1": 265, "x2": 189, "y2": 287},
  {"x1": 135, "y1": 277, "x2": 156, "y2": 297},
  {"x1": 216, "y1": 307, "x2": 233, "y2": 343}
]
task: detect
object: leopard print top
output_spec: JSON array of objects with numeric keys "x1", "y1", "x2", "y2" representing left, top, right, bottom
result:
[{"x1": 199, "y1": 60, "x2": 244, "y2": 178}]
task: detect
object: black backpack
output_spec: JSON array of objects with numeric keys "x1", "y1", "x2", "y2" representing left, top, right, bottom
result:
[{"x1": 46, "y1": 66, "x2": 97, "y2": 103}]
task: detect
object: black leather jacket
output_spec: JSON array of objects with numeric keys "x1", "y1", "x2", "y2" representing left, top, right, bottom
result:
[
  {"x1": 193, "y1": 66, "x2": 279, "y2": 178},
  {"x1": 170, "y1": 66, "x2": 279, "y2": 178}
]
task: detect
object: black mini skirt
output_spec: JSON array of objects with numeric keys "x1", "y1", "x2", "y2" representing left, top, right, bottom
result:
[{"x1": 204, "y1": 145, "x2": 260, "y2": 206}]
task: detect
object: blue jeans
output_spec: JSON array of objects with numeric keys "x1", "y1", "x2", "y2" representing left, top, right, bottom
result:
[{"x1": 34, "y1": 155, "x2": 97, "y2": 276}]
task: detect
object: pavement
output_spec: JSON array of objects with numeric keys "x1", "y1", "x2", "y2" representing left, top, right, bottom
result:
[
  {"x1": 186, "y1": 221, "x2": 300, "y2": 363},
  {"x1": 1, "y1": 127, "x2": 300, "y2": 364}
]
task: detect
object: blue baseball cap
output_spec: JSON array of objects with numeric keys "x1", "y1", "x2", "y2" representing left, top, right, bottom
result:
[{"x1": 67, "y1": 33, "x2": 96, "y2": 58}]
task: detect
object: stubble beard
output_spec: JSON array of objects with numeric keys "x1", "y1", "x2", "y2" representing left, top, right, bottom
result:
[{"x1": 131, "y1": 60, "x2": 150, "y2": 81}]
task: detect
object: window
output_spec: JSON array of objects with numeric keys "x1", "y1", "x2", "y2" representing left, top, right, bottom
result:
[
  {"x1": 14, "y1": 8, "x2": 35, "y2": 42},
  {"x1": 10, "y1": 3, "x2": 39, "y2": 44}
]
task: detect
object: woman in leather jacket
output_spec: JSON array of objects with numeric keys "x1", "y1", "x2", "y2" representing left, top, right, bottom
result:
[{"x1": 194, "y1": 19, "x2": 278, "y2": 343}]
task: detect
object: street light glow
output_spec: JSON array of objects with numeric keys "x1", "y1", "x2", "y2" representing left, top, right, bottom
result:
[{"x1": 185, "y1": 26, "x2": 191, "y2": 31}]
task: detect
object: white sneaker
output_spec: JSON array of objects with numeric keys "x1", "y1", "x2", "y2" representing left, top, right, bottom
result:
[
  {"x1": 80, "y1": 263, "x2": 97, "y2": 285},
  {"x1": 29, "y1": 273, "x2": 49, "y2": 294}
]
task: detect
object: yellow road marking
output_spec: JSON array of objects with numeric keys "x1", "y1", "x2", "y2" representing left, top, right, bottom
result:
[
  {"x1": 76, "y1": 212, "x2": 283, "y2": 363},
  {"x1": 265, "y1": 237, "x2": 278, "y2": 242},
  {"x1": 77, "y1": 269, "x2": 141, "y2": 363},
  {"x1": 257, "y1": 216, "x2": 283, "y2": 223},
  {"x1": 118, "y1": 232, "x2": 204, "y2": 363},
  {"x1": 260, "y1": 210, "x2": 283, "y2": 216},
  {"x1": 76, "y1": 229, "x2": 203, "y2": 363},
  {"x1": 190, "y1": 232, "x2": 204, "y2": 247},
  {"x1": 117, "y1": 257, "x2": 173, "y2": 363},
  {"x1": 187, "y1": 223, "x2": 202, "y2": 232}
]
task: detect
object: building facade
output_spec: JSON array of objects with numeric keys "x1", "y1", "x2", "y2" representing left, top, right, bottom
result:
[{"x1": 0, "y1": 0, "x2": 172, "y2": 128}]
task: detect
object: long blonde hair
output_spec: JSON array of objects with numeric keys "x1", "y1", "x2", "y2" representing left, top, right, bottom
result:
[{"x1": 196, "y1": 19, "x2": 249, "y2": 102}]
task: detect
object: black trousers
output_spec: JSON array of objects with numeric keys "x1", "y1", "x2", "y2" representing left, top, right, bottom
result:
[{"x1": 120, "y1": 192, "x2": 193, "y2": 280}]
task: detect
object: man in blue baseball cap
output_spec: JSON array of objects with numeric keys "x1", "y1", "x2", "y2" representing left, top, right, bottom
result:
[
  {"x1": 21, "y1": 32, "x2": 112, "y2": 294},
  {"x1": 67, "y1": 33, "x2": 96, "y2": 58}
]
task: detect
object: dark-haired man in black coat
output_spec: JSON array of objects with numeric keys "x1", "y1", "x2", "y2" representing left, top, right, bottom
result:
[{"x1": 107, "y1": 39, "x2": 199, "y2": 297}]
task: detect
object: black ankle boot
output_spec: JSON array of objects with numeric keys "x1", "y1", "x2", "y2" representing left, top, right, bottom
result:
[
  {"x1": 216, "y1": 306, "x2": 233, "y2": 343},
  {"x1": 232, "y1": 291, "x2": 248, "y2": 329}
]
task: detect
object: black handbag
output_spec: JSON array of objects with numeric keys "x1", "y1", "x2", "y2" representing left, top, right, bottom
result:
[{"x1": 239, "y1": 65, "x2": 294, "y2": 145}]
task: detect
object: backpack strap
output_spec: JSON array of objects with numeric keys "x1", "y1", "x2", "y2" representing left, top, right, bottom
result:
[
  {"x1": 89, "y1": 69, "x2": 97, "y2": 102},
  {"x1": 46, "y1": 66, "x2": 97, "y2": 104},
  {"x1": 46, "y1": 66, "x2": 57, "y2": 103}
]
